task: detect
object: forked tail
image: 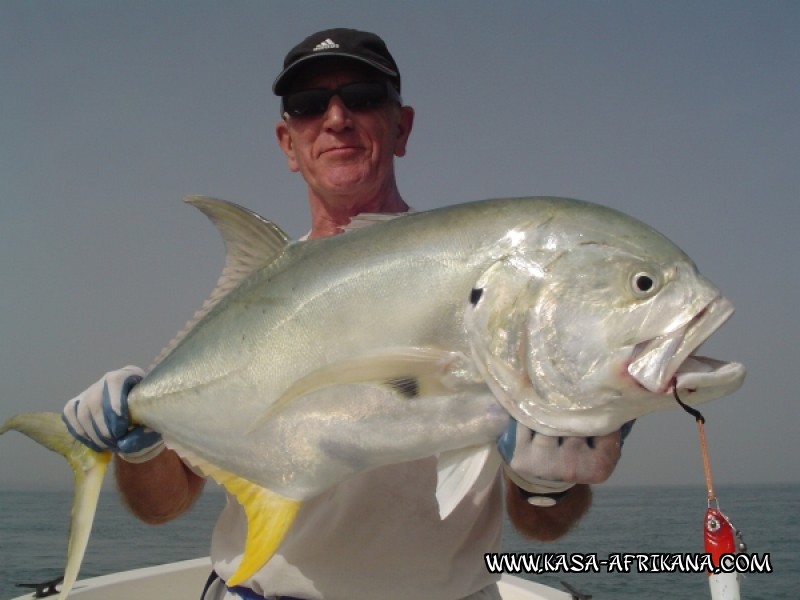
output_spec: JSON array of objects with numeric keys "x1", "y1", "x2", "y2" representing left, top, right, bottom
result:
[{"x1": 1, "y1": 412, "x2": 111, "y2": 600}]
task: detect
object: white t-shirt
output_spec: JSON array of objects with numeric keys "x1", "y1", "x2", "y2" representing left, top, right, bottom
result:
[{"x1": 207, "y1": 457, "x2": 503, "y2": 600}]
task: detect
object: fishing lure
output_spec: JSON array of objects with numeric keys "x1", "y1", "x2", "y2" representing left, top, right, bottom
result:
[{"x1": 675, "y1": 389, "x2": 745, "y2": 600}]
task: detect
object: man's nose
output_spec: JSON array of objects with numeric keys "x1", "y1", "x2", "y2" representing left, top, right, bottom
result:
[{"x1": 322, "y1": 95, "x2": 352, "y2": 130}]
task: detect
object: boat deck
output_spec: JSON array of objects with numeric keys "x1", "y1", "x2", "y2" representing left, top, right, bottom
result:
[{"x1": 10, "y1": 557, "x2": 572, "y2": 600}]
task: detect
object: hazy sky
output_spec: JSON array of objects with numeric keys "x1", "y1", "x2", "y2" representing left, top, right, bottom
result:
[{"x1": 1, "y1": 1, "x2": 797, "y2": 493}]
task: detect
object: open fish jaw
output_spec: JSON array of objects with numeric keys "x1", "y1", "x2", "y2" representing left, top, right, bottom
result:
[
  {"x1": 627, "y1": 295, "x2": 744, "y2": 399},
  {"x1": 674, "y1": 355, "x2": 745, "y2": 397}
]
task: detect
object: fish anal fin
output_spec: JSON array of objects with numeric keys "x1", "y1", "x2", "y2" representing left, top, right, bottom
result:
[
  {"x1": 224, "y1": 478, "x2": 301, "y2": 586},
  {"x1": 184, "y1": 451, "x2": 300, "y2": 586},
  {"x1": 1, "y1": 412, "x2": 111, "y2": 600},
  {"x1": 249, "y1": 348, "x2": 481, "y2": 433}
]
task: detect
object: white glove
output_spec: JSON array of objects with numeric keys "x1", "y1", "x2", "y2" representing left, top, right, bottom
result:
[
  {"x1": 62, "y1": 366, "x2": 164, "y2": 463},
  {"x1": 497, "y1": 419, "x2": 633, "y2": 506}
]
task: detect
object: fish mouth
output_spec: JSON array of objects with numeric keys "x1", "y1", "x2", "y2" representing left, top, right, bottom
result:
[{"x1": 627, "y1": 295, "x2": 745, "y2": 399}]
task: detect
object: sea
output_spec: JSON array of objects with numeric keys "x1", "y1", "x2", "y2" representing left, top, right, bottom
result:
[{"x1": 0, "y1": 483, "x2": 796, "y2": 599}]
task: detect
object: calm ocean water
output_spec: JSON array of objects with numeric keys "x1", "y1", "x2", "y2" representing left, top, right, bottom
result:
[{"x1": 0, "y1": 483, "x2": 796, "y2": 599}]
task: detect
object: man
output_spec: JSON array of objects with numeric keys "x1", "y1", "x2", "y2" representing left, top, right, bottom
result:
[{"x1": 63, "y1": 29, "x2": 625, "y2": 600}]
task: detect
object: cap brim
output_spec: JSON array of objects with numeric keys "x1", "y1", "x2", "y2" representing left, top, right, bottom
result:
[{"x1": 273, "y1": 53, "x2": 399, "y2": 95}]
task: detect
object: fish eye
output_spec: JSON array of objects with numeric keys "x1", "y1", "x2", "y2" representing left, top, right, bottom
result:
[{"x1": 631, "y1": 271, "x2": 659, "y2": 297}]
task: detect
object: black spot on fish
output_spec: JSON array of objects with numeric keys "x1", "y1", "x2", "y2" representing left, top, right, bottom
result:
[
  {"x1": 586, "y1": 437, "x2": 595, "y2": 449},
  {"x1": 387, "y1": 377, "x2": 419, "y2": 398},
  {"x1": 557, "y1": 436, "x2": 564, "y2": 446},
  {"x1": 469, "y1": 288, "x2": 484, "y2": 305}
]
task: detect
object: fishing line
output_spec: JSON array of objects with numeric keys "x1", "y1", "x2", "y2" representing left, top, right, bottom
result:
[
  {"x1": 674, "y1": 390, "x2": 748, "y2": 599},
  {"x1": 673, "y1": 387, "x2": 716, "y2": 503}
]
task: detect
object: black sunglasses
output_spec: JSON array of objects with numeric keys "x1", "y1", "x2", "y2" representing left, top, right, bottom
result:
[{"x1": 282, "y1": 81, "x2": 402, "y2": 118}]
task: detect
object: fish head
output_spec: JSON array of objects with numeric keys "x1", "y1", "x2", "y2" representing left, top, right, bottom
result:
[{"x1": 466, "y1": 206, "x2": 745, "y2": 436}]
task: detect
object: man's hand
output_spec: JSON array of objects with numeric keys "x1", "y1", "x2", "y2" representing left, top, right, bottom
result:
[
  {"x1": 497, "y1": 419, "x2": 627, "y2": 503},
  {"x1": 498, "y1": 419, "x2": 634, "y2": 539},
  {"x1": 62, "y1": 366, "x2": 164, "y2": 463}
]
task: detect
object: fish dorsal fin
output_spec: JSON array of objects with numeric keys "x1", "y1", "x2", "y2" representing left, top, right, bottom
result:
[
  {"x1": 150, "y1": 197, "x2": 290, "y2": 369},
  {"x1": 172, "y1": 442, "x2": 301, "y2": 586},
  {"x1": 339, "y1": 211, "x2": 407, "y2": 234}
]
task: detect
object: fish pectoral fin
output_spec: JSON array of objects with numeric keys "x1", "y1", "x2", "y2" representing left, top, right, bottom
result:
[
  {"x1": 186, "y1": 455, "x2": 300, "y2": 586},
  {"x1": 435, "y1": 445, "x2": 500, "y2": 520},
  {"x1": 1, "y1": 412, "x2": 111, "y2": 600},
  {"x1": 249, "y1": 347, "x2": 481, "y2": 433}
]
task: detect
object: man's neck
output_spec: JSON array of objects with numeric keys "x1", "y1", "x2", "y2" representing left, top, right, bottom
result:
[{"x1": 307, "y1": 186, "x2": 409, "y2": 239}]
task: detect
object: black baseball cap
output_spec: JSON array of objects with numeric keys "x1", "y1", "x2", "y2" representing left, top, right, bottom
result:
[{"x1": 273, "y1": 28, "x2": 401, "y2": 96}]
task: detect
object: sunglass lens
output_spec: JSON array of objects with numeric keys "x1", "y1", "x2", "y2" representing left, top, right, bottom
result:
[
  {"x1": 339, "y1": 82, "x2": 388, "y2": 111},
  {"x1": 283, "y1": 82, "x2": 395, "y2": 117},
  {"x1": 284, "y1": 89, "x2": 332, "y2": 117}
]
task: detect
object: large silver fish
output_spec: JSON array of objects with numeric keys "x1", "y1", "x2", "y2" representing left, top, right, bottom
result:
[{"x1": 1, "y1": 197, "x2": 744, "y2": 597}]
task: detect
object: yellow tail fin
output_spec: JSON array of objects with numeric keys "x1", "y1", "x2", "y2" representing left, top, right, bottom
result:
[
  {"x1": 1, "y1": 412, "x2": 111, "y2": 600},
  {"x1": 2, "y1": 413, "x2": 300, "y2": 591}
]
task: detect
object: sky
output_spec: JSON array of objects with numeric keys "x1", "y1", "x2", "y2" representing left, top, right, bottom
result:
[{"x1": 1, "y1": 1, "x2": 798, "y2": 492}]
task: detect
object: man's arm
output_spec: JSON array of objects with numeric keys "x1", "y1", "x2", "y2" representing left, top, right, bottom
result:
[
  {"x1": 505, "y1": 480, "x2": 591, "y2": 541},
  {"x1": 114, "y1": 449, "x2": 205, "y2": 524}
]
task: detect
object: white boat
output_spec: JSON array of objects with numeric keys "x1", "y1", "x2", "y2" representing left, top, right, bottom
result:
[{"x1": 10, "y1": 557, "x2": 574, "y2": 600}]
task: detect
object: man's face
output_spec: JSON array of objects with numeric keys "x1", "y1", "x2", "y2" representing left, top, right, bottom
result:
[{"x1": 276, "y1": 62, "x2": 414, "y2": 203}]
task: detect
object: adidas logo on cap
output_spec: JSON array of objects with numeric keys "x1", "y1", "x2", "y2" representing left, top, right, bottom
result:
[{"x1": 313, "y1": 38, "x2": 339, "y2": 51}]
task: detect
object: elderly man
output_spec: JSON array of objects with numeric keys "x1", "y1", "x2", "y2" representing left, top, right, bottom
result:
[{"x1": 63, "y1": 29, "x2": 625, "y2": 600}]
